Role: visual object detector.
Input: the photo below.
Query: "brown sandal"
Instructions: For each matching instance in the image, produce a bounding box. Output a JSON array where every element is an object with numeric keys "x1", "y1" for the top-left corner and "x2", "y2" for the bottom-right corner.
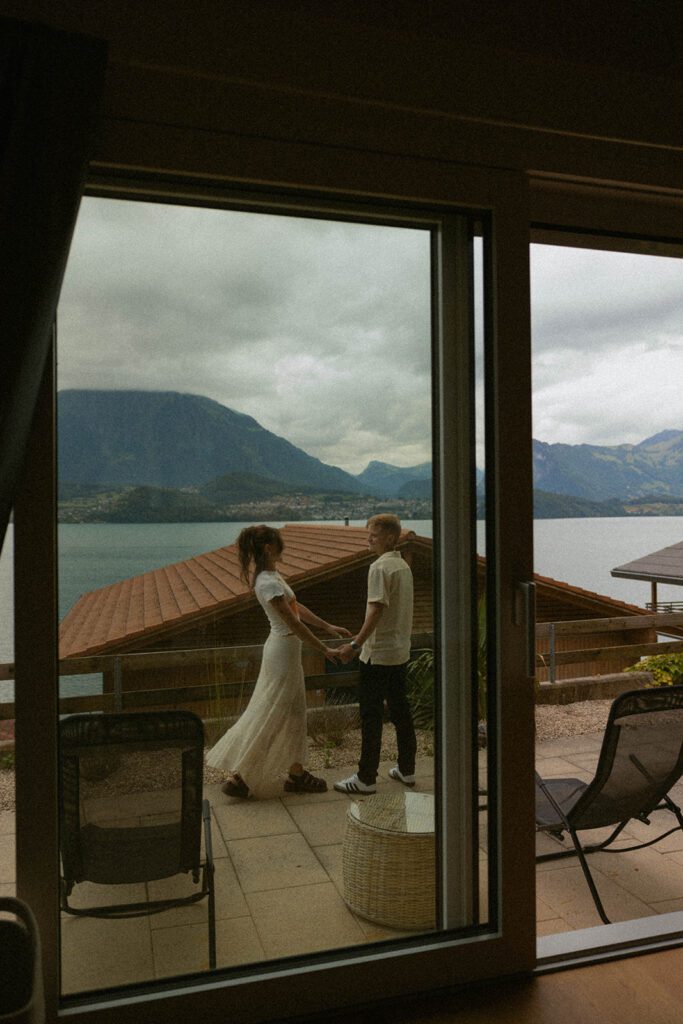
[
  {"x1": 222, "y1": 772, "x2": 250, "y2": 799},
  {"x1": 284, "y1": 769, "x2": 327, "y2": 793}
]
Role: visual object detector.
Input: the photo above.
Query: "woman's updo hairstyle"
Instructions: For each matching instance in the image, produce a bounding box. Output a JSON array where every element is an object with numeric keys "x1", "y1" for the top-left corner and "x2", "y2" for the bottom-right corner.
[{"x1": 237, "y1": 525, "x2": 283, "y2": 586}]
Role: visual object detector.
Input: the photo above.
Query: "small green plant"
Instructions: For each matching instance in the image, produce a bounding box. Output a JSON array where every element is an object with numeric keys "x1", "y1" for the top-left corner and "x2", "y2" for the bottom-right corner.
[
  {"x1": 405, "y1": 595, "x2": 489, "y2": 731},
  {"x1": 405, "y1": 649, "x2": 435, "y2": 730},
  {"x1": 626, "y1": 653, "x2": 683, "y2": 687},
  {"x1": 0, "y1": 750, "x2": 15, "y2": 770}
]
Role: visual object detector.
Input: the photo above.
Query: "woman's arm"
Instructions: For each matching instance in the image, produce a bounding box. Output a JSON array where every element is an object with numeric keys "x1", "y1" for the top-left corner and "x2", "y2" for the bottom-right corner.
[
  {"x1": 270, "y1": 595, "x2": 339, "y2": 662},
  {"x1": 297, "y1": 602, "x2": 351, "y2": 637}
]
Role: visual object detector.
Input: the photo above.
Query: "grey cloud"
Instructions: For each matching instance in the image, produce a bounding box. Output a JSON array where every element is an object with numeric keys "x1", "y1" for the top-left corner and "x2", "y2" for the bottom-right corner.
[{"x1": 58, "y1": 201, "x2": 681, "y2": 475}]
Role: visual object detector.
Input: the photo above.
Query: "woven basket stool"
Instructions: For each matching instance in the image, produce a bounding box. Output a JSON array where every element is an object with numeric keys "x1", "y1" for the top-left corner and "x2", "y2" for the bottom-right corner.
[{"x1": 342, "y1": 791, "x2": 435, "y2": 930}]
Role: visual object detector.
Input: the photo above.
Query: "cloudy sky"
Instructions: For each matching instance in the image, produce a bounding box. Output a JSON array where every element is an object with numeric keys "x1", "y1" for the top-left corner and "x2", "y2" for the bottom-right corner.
[{"x1": 58, "y1": 197, "x2": 682, "y2": 475}]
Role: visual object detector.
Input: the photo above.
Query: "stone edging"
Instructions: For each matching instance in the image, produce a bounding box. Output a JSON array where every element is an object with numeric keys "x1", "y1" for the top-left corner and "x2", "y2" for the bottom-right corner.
[{"x1": 536, "y1": 671, "x2": 653, "y2": 705}]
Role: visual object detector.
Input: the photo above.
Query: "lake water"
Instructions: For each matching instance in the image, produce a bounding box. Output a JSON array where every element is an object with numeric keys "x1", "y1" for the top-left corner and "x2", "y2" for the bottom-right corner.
[{"x1": 1, "y1": 516, "x2": 683, "y2": 698}]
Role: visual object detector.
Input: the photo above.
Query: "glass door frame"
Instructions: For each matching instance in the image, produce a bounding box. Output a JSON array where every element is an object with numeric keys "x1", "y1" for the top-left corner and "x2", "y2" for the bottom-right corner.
[
  {"x1": 530, "y1": 178, "x2": 683, "y2": 969},
  {"x1": 13, "y1": 168, "x2": 537, "y2": 1024}
]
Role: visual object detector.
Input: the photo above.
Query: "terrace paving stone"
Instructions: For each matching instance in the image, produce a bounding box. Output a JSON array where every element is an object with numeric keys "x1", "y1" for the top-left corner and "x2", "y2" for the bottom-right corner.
[
  {"x1": 61, "y1": 913, "x2": 155, "y2": 994},
  {"x1": 596, "y1": 847, "x2": 683, "y2": 904},
  {"x1": 152, "y1": 914, "x2": 265, "y2": 977},
  {"x1": 280, "y1": 784, "x2": 349, "y2": 808},
  {"x1": 535, "y1": 756, "x2": 589, "y2": 777},
  {"x1": 537, "y1": 916, "x2": 572, "y2": 936},
  {"x1": 213, "y1": 795, "x2": 298, "y2": 841},
  {"x1": 62, "y1": 879, "x2": 147, "y2": 911},
  {"x1": 536, "y1": 895, "x2": 559, "y2": 922},
  {"x1": 0, "y1": 834, "x2": 14, "y2": 884},
  {"x1": 0, "y1": 810, "x2": 15, "y2": 835},
  {"x1": 560, "y1": 752, "x2": 601, "y2": 771},
  {"x1": 650, "y1": 897, "x2": 683, "y2": 914},
  {"x1": 660, "y1": 848, "x2": 683, "y2": 871},
  {"x1": 147, "y1": 855, "x2": 248, "y2": 925},
  {"x1": 6, "y1": 740, "x2": 683, "y2": 984},
  {"x1": 313, "y1": 842, "x2": 344, "y2": 893},
  {"x1": 354, "y1": 916, "x2": 417, "y2": 942},
  {"x1": 535, "y1": 733, "x2": 603, "y2": 757},
  {"x1": 536, "y1": 862, "x2": 654, "y2": 929},
  {"x1": 226, "y1": 831, "x2": 330, "y2": 893},
  {"x1": 623, "y1": 814, "x2": 683, "y2": 853},
  {"x1": 245, "y1": 881, "x2": 366, "y2": 958},
  {"x1": 287, "y1": 799, "x2": 349, "y2": 847}
]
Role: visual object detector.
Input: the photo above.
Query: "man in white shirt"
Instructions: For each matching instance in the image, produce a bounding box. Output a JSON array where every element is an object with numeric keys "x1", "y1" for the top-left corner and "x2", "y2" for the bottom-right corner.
[{"x1": 334, "y1": 514, "x2": 417, "y2": 794}]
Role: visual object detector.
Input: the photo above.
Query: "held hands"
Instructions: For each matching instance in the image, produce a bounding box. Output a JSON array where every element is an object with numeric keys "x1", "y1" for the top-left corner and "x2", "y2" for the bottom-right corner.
[
  {"x1": 337, "y1": 644, "x2": 357, "y2": 665},
  {"x1": 320, "y1": 623, "x2": 352, "y2": 662}
]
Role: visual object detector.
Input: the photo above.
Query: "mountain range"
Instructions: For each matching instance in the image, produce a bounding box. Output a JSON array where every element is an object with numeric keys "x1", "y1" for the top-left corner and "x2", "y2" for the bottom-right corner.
[
  {"x1": 58, "y1": 390, "x2": 365, "y2": 493},
  {"x1": 532, "y1": 431, "x2": 683, "y2": 500},
  {"x1": 355, "y1": 460, "x2": 432, "y2": 498},
  {"x1": 58, "y1": 390, "x2": 683, "y2": 507}
]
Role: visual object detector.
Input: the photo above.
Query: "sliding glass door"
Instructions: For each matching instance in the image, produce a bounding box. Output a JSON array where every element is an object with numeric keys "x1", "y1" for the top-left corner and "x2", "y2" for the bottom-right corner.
[
  {"x1": 531, "y1": 229, "x2": 683, "y2": 959},
  {"x1": 12, "y1": 175, "x2": 537, "y2": 1022}
]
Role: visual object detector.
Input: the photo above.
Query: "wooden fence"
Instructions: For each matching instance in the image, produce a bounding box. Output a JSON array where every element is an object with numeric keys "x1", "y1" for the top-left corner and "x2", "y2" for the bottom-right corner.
[
  {"x1": 1, "y1": 612, "x2": 682, "y2": 722},
  {"x1": 535, "y1": 611, "x2": 683, "y2": 683}
]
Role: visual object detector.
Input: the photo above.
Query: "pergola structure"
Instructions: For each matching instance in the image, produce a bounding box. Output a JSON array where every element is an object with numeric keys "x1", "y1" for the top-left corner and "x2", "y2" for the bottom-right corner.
[{"x1": 612, "y1": 540, "x2": 683, "y2": 612}]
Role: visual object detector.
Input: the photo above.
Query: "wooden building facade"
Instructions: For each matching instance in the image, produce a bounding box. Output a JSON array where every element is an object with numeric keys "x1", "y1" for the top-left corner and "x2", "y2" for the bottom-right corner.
[{"x1": 58, "y1": 523, "x2": 653, "y2": 701}]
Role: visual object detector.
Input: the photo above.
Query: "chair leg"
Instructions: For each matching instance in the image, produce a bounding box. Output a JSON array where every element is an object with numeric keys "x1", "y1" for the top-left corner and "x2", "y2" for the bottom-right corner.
[
  {"x1": 207, "y1": 863, "x2": 216, "y2": 970},
  {"x1": 202, "y1": 799, "x2": 217, "y2": 970},
  {"x1": 567, "y1": 828, "x2": 611, "y2": 925}
]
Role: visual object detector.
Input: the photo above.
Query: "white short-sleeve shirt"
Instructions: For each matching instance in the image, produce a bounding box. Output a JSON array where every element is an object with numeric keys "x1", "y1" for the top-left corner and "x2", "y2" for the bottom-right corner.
[
  {"x1": 254, "y1": 571, "x2": 298, "y2": 636},
  {"x1": 360, "y1": 550, "x2": 413, "y2": 665}
]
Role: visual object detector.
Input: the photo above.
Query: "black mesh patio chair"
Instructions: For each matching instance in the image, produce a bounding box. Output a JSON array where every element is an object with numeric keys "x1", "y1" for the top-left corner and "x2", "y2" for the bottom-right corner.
[
  {"x1": 59, "y1": 710, "x2": 216, "y2": 969},
  {"x1": 536, "y1": 684, "x2": 683, "y2": 924}
]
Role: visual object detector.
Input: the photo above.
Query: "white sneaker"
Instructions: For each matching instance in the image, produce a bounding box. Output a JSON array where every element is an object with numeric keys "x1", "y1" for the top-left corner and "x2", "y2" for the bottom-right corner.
[
  {"x1": 333, "y1": 773, "x2": 376, "y2": 794},
  {"x1": 389, "y1": 766, "x2": 416, "y2": 787}
]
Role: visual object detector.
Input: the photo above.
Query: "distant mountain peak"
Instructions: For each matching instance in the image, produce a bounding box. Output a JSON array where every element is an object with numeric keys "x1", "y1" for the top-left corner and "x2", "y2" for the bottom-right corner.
[
  {"x1": 57, "y1": 389, "x2": 364, "y2": 493},
  {"x1": 355, "y1": 459, "x2": 432, "y2": 497},
  {"x1": 532, "y1": 429, "x2": 683, "y2": 501},
  {"x1": 637, "y1": 429, "x2": 683, "y2": 448}
]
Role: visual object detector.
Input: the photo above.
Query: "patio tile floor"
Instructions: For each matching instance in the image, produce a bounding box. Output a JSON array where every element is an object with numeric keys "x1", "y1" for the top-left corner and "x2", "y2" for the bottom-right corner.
[{"x1": 1, "y1": 735, "x2": 682, "y2": 994}]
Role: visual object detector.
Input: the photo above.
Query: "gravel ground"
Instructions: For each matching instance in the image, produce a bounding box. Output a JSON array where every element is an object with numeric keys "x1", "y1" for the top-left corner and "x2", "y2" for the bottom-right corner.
[{"x1": 0, "y1": 700, "x2": 613, "y2": 812}]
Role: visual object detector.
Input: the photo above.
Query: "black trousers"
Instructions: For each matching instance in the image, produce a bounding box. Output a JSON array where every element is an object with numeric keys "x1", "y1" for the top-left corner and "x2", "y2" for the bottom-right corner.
[{"x1": 357, "y1": 660, "x2": 417, "y2": 785}]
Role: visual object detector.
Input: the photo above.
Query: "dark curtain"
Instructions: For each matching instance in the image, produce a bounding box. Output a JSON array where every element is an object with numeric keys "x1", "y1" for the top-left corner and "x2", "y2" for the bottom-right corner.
[{"x1": 0, "y1": 18, "x2": 107, "y2": 551}]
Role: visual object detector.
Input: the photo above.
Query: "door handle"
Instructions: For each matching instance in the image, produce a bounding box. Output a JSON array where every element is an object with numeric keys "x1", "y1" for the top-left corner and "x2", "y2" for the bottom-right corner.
[{"x1": 518, "y1": 581, "x2": 536, "y2": 677}]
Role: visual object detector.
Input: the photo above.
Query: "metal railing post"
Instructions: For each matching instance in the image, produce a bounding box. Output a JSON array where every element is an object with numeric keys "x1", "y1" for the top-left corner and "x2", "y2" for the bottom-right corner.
[
  {"x1": 114, "y1": 657, "x2": 122, "y2": 712},
  {"x1": 548, "y1": 623, "x2": 556, "y2": 685}
]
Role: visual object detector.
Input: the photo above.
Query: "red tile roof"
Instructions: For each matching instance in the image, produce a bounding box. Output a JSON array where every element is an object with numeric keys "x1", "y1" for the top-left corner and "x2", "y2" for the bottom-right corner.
[
  {"x1": 59, "y1": 524, "x2": 420, "y2": 660},
  {"x1": 59, "y1": 523, "x2": 647, "y2": 661},
  {"x1": 530, "y1": 568, "x2": 649, "y2": 617}
]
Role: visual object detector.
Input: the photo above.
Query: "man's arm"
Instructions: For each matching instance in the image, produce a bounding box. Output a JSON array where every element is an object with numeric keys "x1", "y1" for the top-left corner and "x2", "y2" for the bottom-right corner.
[{"x1": 337, "y1": 601, "x2": 384, "y2": 664}]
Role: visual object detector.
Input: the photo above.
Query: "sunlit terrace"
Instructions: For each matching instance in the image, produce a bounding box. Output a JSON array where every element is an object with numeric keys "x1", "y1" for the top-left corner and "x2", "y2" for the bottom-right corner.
[
  {"x1": 2, "y1": 610, "x2": 683, "y2": 994},
  {"x1": 2, "y1": 734, "x2": 683, "y2": 994}
]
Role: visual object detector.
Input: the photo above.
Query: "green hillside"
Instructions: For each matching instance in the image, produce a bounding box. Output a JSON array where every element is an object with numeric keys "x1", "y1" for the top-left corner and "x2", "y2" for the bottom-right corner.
[{"x1": 58, "y1": 390, "x2": 365, "y2": 494}]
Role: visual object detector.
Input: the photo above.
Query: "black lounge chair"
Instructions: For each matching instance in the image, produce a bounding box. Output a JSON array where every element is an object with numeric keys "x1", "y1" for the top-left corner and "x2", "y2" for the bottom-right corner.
[
  {"x1": 535, "y1": 684, "x2": 683, "y2": 924},
  {"x1": 59, "y1": 710, "x2": 216, "y2": 969}
]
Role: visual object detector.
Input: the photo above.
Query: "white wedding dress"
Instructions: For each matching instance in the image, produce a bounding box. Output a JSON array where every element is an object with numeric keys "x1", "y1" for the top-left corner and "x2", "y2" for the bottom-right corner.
[{"x1": 206, "y1": 571, "x2": 308, "y2": 798}]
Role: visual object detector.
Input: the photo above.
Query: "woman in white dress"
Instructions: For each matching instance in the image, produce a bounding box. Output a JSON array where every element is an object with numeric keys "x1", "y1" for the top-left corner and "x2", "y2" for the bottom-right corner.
[{"x1": 206, "y1": 525, "x2": 350, "y2": 798}]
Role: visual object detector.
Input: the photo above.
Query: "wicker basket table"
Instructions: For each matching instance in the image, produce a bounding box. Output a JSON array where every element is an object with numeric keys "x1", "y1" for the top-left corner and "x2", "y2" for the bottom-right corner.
[{"x1": 342, "y1": 791, "x2": 435, "y2": 930}]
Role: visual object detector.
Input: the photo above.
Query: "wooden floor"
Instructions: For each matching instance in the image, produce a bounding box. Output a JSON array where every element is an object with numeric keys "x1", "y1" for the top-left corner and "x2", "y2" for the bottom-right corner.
[{"x1": 325, "y1": 947, "x2": 683, "y2": 1024}]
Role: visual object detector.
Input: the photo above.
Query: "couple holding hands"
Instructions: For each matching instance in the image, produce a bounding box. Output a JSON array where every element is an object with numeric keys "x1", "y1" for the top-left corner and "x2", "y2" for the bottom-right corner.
[{"x1": 206, "y1": 514, "x2": 417, "y2": 799}]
